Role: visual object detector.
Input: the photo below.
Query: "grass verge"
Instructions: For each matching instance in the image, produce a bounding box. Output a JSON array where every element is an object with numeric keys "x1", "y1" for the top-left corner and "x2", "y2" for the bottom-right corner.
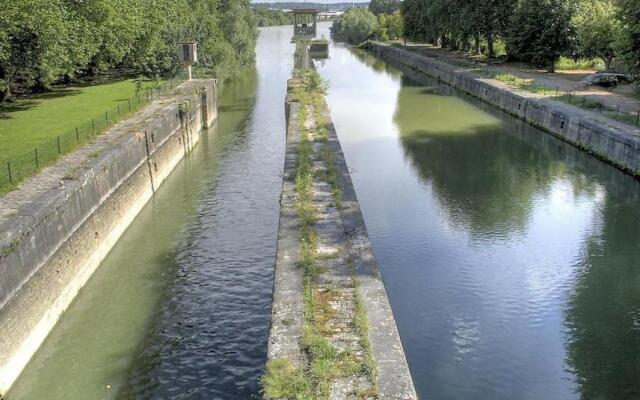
[{"x1": 0, "y1": 78, "x2": 178, "y2": 194}]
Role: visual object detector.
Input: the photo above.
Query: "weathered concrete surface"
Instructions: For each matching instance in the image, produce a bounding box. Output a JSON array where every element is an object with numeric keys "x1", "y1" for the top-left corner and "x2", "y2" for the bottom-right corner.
[
  {"x1": 0, "y1": 79, "x2": 217, "y2": 395},
  {"x1": 267, "y1": 77, "x2": 417, "y2": 399},
  {"x1": 267, "y1": 98, "x2": 306, "y2": 368},
  {"x1": 369, "y1": 42, "x2": 640, "y2": 177}
]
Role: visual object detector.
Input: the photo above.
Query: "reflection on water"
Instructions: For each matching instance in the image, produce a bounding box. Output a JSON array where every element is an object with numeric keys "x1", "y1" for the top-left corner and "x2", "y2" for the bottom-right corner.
[
  {"x1": 7, "y1": 26, "x2": 293, "y2": 400},
  {"x1": 316, "y1": 39, "x2": 640, "y2": 400}
]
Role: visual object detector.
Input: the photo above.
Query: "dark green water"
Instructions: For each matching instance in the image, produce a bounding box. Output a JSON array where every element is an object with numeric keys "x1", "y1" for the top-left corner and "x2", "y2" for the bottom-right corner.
[{"x1": 315, "y1": 30, "x2": 640, "y2": 400}]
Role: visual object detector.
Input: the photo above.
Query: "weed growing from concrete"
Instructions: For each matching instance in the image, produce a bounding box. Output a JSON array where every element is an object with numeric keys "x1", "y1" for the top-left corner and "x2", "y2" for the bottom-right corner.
[{"x1": 262, "y1": 359, "x2": 313, "y2": 400}]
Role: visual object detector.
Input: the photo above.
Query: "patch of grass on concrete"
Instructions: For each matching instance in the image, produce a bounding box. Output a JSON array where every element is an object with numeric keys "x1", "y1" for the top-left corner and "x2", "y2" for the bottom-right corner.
[
  {"x1": 261, "y1": 359, "x2": 313, "y2": 400},
  {"x1": 353, "y1": 278, "x2": 379, "y2": 397},
  {"x1": 302, "y1": 326, "x2": 364, "y2": 399}
]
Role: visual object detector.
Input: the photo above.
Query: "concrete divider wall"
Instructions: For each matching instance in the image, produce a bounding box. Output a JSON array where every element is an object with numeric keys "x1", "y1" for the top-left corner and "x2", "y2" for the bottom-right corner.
[
  {"x1": 0, "y1": 79, "x2": 217, "y2": 395},
  {"x1": 268, "y1": 76, "x2": 417, "y2": 399},
  {"x1": 369, "y1": 42, "x2": 640, "y2": 176}
]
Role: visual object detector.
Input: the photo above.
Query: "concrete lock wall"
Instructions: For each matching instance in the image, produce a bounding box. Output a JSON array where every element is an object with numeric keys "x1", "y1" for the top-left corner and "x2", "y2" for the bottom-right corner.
[
  {"x1": 0, "y1": 79, "x2": 217, "y2": 395},
  {"x1": 369, "y1": 43, "x2": 640, "y2": 177}
]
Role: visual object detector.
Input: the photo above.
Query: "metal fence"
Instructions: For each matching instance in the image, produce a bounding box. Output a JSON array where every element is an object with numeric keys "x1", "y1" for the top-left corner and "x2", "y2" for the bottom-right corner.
[{"x1": 0, "y1": 80, "x2": 183, "y2": 193}]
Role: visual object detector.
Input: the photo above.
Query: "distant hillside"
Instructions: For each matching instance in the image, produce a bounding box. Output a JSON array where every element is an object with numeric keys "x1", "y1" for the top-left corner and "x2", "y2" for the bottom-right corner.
[{"x1": 252, "y1": 2, "x2": 369, "y2": 11}]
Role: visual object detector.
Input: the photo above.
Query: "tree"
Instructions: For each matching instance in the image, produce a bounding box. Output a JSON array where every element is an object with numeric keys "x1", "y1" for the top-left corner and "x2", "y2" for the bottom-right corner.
[
  {"x1": 0, "y1": 0, "x2": 258, "y2": 102},
  {"x1": 386, "y1": 11, "x2": 405, "y2": 41},
  {"x1": 332, "y1": 8, "x2": 378, "y2": 45},
  {"x1": 505, "y1": 0, "x2": 575, "y2": 72},
  {"x1": 573, "y1": 0, "x2": 620, "y2": 70},
  {"x1": 616, "y1": 0, "x2": 640, "y2": 78},
  {"x1": 472, "y1": 0, "x2": 513, "y2": 59},
  {"x1": 369, "y1": 0, "x2": 401, "y2": 15}
]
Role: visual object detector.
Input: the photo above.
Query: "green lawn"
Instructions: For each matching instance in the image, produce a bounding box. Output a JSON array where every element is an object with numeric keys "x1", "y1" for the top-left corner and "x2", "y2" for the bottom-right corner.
[{"x1": 0, "y1": 78, "x2": 176, "y2": 193}]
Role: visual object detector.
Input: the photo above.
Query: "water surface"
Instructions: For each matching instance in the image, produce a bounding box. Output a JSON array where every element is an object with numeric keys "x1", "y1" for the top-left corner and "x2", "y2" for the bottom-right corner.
[{"x1": 316, "y1": 37, "x2": 640, "y2": 400}]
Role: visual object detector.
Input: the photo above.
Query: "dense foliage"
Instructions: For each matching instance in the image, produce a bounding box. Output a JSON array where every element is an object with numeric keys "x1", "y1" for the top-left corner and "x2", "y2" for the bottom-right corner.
[
  {"x1": 332, "y1": 8, "x2": 378, "y2": 44},
  {"x1": 616, "y1": 0, "x2": 640, "y2": 76},
  {"x1": 374, "y1": 12, "x2": 405, "y2": 42},
  {"x1": 252, "y1": 8, "x2": 293, "y2": 27},
  {"x1": 399, "y1": 0, "x2": 640, "y2": 77},
  {"x1": 505, "y1": 0, "x2": 575, "y2": 71},
  {"x1": 368, "y1": 0, "x2": 401, "y2": 15},
  {"x1": 573, "y1": 0, "x2": 620, "y2": 69},
  {"x1": 332, "y1": 8, "x2": 403, "y2": 44},
  {"x1": 0, "y1": 0, "x2": 257, "y2": 102}
]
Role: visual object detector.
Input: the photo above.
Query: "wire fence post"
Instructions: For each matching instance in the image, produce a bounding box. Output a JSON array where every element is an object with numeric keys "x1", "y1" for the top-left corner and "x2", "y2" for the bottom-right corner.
[
  {"x1": 57, "y1": 136, "x2": 61, "y2": 154},
  {"x1": 105, "y1": 111, "x2": 109, "y2": 125},
  {"x1": 7, "y1": 162, "x2": 12, "y2": 184},
  {"x1": 76, "y1": 127, "x2": 80, "y2": 143},
  {"x1": 117, "y1": 104, "x2": 120, "y2": 114},
  {"x1": 92, "y1": 118, "x2": 95, "y2": 135},
  {"x1": 34, "y1": 148, "x2": 39, "y2": 168},
  {"x1": 636, "y1": 111, "x2": 640, "y2": 126},
  {"x1": 128, "y1": 99, "x2": 131, "y2": 112},
  {"x1": 616, "y1": 105, "x2": 620, "y2": 120}
]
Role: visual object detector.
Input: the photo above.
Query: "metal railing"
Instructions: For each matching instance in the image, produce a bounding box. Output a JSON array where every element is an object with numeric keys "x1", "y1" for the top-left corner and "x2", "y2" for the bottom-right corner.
[{"x1": 0, "y1": 80, "x2": 182, "y2": 194}]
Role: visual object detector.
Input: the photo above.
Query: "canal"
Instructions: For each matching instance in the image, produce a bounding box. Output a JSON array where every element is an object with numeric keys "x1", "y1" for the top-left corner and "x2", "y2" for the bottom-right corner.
[
  {"x1": 7, "y1": 24, "x2": 640, "y2": 400},
  {"x1": 7, "y1": 26, "x2": 292, "y2": 400},
  {"x1": 315, "y1": 27, "x2": 640, "y2": 400}
]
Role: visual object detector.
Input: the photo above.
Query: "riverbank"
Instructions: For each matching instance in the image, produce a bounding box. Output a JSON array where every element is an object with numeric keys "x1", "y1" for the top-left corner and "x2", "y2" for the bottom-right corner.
[
  {"x1": 368, "y1": 42, "x2": 640, "y2": 177},
  {"x1": 0, "y1": 79, "x2": 216, "y2": 396},
  {"x1": 264, "y1": 62, "x2": 416, "y2": 398}
]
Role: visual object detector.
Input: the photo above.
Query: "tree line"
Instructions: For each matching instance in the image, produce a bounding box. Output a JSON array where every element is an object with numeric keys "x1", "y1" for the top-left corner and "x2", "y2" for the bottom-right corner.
[
  {"x1": 0, "y1": 0, "x2": 257, "y2": 102},
  {"x1": 400, "y1": 0, "x2": 640, "y2": 75},
  {"x1": 252, "y1": 8, "x2": 293, "y2": 27}
]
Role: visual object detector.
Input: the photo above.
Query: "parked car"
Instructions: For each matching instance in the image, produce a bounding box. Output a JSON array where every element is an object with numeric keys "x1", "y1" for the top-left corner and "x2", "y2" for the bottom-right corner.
[
  {"x1": 595, "y1": 70, "x2": 634, "y2": 83},
  {"x1": 579, "y1": 73, "x2": 619, "y2": 88}
]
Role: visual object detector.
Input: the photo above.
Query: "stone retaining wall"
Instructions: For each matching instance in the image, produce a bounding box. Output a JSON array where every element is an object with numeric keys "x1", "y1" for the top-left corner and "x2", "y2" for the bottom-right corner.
[
  {"x1": 0, "y1": 79, "x2": 217, "y2": 395},
  {"x1": 369, "y1": 42, "x2": 640, "y2": 177}
]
